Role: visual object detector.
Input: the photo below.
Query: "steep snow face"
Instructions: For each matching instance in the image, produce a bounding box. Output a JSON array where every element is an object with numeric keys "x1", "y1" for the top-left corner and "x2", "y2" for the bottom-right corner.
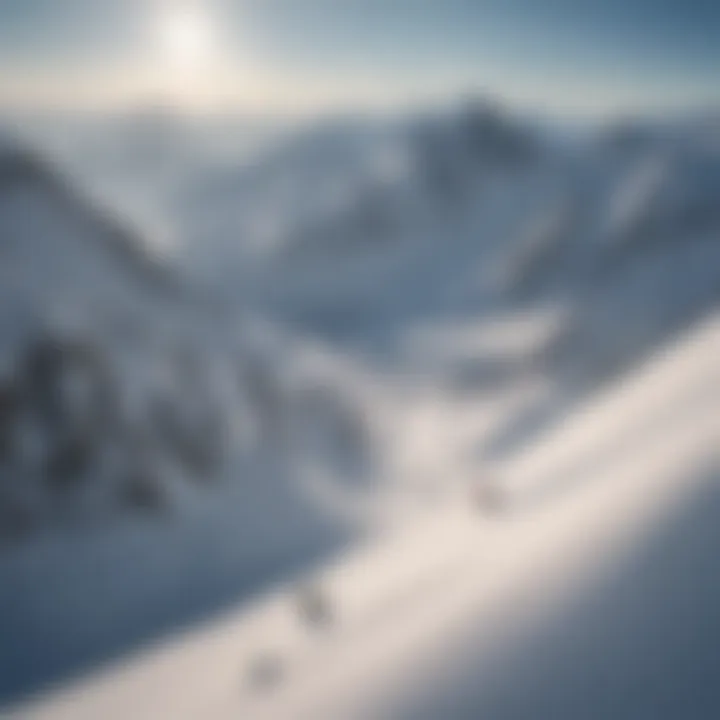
[
  {"x1": 6, "y1": 109, "x2": 289, "y2": 255},
  {"x1": 0, "y1": 142, "x2": 376, "y2": 547},
  {"x1": 12, "y1": 310, "x2": 718, "y2": 720},
  {"x1": 170, "y1": 103, "x2": 542, "y2": 340},
  {"x1": 176, "y1": 119, "x2": 416, "y2": 278},
  {"x1": 169, "y1": 107, "x2": 720, "y2": 389},
  {"x1": 0, "y1": 145, "x2": 209, "y2": 537},
  {"x1": 0, "y1": 138, "x2": 390, "y2": 708},
  {"x1": 0, "y1": 145, "x2": 175, "y2": 335}
]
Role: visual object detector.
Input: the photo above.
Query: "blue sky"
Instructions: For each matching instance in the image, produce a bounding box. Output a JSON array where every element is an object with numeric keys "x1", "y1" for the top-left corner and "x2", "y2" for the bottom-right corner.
[{"x1": 0, "y1": 0, "x2": 718, "y2": 115}]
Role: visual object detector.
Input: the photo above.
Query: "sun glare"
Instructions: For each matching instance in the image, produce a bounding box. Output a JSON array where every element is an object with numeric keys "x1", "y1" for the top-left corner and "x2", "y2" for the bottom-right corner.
[{"x1": 157, "y1": 3, "x2": 215, "y2": 69}]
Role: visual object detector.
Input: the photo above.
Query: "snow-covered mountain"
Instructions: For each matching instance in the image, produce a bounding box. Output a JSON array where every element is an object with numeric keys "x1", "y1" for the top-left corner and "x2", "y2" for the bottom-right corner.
[
  {"x1": 0, "y1": 137, "x2": 375, "y2": 546},
  {"x1": 168, "y1": 101, "x2": 720, "y2": 416},
  {"x1": 12, "y1": 288, "x2": 719, "y2": 720},
  {"x1": 0, "y1": 100, "x2": 718, "y2": 715}
]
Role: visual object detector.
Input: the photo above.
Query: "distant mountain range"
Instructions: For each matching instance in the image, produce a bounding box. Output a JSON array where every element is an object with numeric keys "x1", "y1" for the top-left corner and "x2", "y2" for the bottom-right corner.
[{"x1": 0, "y1": 100, "x2": 718, "y2": 544}]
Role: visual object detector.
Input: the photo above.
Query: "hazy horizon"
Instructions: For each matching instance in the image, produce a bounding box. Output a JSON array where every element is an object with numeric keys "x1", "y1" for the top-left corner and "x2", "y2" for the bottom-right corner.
[{"x1": 1, "y1": 0, "x2": 719, "y2": 118}]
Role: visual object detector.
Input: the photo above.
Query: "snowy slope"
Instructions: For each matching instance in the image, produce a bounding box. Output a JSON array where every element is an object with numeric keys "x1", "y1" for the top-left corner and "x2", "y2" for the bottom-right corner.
[
  {"x1": 11, "y1": 310, "x2": 718, "y2": 720},
  {"x1": 1, "y1": 101, "x2": 719, "y2": 715},
  {"x1": 165, "y1": 104, "x2": 720, "y2": 383},
  {"x1": 0, "y1": 135, "x2": 384, "y2": 538},
  {"x1": 5, "y1": 108, "x2": 288, "y2": 252}
]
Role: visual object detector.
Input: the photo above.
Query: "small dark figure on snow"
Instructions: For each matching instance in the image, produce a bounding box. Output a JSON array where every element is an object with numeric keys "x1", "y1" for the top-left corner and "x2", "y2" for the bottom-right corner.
[
  {"x1": 296, "y1": 582, "x2": 334, "y2": 629},
  {"x1": 474, "y1": 482, "x2": 509, "y2": 515},
  {"x1": 246, "y1": 652, "x2": 284, "y2": 691}
]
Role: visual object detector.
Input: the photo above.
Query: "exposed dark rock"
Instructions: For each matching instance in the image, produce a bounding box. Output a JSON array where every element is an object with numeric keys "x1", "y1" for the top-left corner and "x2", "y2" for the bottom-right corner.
[
  {"x1": 22, "y1": 336, "x2": 117, "y2": 437},
  {"x1": 0, "y1": 380, "x2": 21, "y2": 461},
  {"x1": 151, "y1": 395, "x2": 224, "y2": 480},
  {"x1": 0, "y1": 497, "x2": 34, "y2": 545},
  {"x1": 44, "y1": 434, "x2": 95, "y2": 491},
  {"x1": 461, "y1": 99, "x2": 535, "y2": 166},
  {"x1": 120, "y1": 468, "x2": 167, "y2": 515}
]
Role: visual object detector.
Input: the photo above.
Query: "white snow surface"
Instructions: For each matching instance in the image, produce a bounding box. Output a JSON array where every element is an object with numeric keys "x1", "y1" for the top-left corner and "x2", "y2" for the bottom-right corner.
[
  {"x1": 10, "y1": 311, "x2": 719, "y2": 720},
  {"x1": 0, "y1": 102, "x2": 719, "y2": 717}
]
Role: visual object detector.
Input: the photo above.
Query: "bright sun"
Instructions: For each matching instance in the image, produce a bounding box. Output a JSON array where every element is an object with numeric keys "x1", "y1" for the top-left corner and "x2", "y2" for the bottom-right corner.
[{"x1": 157, "y1": 4, "x2": 215, "y2": 69}]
